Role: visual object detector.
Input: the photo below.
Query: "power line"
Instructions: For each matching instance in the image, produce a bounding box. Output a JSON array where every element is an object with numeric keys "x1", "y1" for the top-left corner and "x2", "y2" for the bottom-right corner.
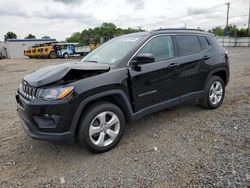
[
  {"x1": 188, "y1": 14, "x2": 247, "y2": 28},
  {"x1": 230, "y1": 7, "x2": 245, "y2": 15},
  {"x1": 139, "y1": 3, "x2": 227, "y2": 28},
  {"x1": 138, "y1": 0, "x2": 240, "y2": 29}
]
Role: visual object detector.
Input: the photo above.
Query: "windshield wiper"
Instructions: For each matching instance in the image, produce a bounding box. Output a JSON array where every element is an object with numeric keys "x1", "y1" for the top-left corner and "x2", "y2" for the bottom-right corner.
[{"x1": 83, "y1": 60, "x2": 98, "y2": 63}]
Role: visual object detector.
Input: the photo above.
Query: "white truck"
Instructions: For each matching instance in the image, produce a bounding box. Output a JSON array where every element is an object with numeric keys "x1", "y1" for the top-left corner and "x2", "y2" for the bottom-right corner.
[{"x1": 75, "y1": 46, "x2": 91, "y2": 56}]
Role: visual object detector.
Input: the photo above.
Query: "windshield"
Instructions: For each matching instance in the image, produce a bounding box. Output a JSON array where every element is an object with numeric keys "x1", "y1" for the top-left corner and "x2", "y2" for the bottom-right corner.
[{"x1": 81, "y1": 35, "x2": 145, "y2": 65}]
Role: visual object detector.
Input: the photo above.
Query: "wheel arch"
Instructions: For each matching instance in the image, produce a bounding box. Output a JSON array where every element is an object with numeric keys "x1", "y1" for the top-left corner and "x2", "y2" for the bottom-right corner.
[
  {"x1": 208, "y1": 67, "x2": 229, "y2": 86},
  {"x1": 70, "y1": 89, "x2": 134, "y2": 137}
]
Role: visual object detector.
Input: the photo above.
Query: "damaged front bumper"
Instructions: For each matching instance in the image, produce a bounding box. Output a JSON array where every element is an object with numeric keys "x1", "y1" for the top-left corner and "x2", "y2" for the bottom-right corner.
[{"x1": 15, "y1": 90, "x2": 75, "y2": 143}]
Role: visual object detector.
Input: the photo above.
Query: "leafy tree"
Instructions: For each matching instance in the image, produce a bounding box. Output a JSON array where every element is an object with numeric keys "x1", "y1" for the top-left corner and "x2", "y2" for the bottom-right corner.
[
  {"x1": 25, "y1": 34, "x2": 36, "y2": 39},
  {"x1": 227, "y1": 25, "x2": 238, "y2": 37},
  {"x1": 66, "y1": 32, "x2": 81, "y2": 43},
  {"x1": 4, "y1": 32, "x2": 17, "y2": 41},
  {"x1": 210, "y1": 27, "x2": 224, "y2": 36},
  {"x1": 209, "y1": 25, "x2": 250, "y2": 37},
  {"x1": 237, "y1": 28, "x2": 249, "y2": 37},
  {"x1": 66, "y1": 23, "x2": 144, "y2": 45}
]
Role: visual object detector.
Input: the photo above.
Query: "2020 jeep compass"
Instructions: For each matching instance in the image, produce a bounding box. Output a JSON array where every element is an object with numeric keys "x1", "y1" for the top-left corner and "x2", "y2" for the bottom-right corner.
[{"x1": 16, "y1": 29, "x2": 229, "y2": 152}]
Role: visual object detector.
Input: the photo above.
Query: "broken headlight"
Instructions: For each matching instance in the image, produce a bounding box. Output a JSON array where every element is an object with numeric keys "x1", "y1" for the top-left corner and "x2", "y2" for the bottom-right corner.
[{"x1": 38, "y1": 86, "x2": 74, "y2": 100}]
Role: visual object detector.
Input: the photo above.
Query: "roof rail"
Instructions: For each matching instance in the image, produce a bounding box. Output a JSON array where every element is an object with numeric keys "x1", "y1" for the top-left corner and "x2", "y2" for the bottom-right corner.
[{"x1": 153, "y1": 28, "x2": 205, "y2": 32}]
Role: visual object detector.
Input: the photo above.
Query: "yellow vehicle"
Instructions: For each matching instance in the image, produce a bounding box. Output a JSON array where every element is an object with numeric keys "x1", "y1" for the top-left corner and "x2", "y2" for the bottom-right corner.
[
  {"x1": 24, "y1": 44, "x2": 57, "y2": 59},
  {"x1": 24, "y1": 42, "x2": 100, "y2": 59},
  {"x1": 89, "y1": 43, "x2": 100, "y2": 51},
  {"x1": 29, "y1": 48, "x2": 37, "y2": 58},
  {"x1": 24, "y1": 49, "x2": 31, "y2": 57}
]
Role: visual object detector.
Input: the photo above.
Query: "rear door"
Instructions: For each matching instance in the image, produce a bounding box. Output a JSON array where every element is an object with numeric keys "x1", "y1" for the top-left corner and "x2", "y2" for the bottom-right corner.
[
  {"x1": 128, "y1": 35, "x2": 181, "y2": 112},
  {"x1": 174, "y1": 35, "x2": 206, "y2": 96}
]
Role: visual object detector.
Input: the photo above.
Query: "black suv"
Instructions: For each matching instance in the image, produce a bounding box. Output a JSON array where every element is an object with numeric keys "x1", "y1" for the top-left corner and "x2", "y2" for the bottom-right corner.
[{"x1": 16, "y1": 29, "x2": 229, "y2": 152}]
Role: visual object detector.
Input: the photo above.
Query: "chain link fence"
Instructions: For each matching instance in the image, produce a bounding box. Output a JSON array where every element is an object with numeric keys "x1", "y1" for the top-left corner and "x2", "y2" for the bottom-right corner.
[{"x1": 216, "y1": 37, "x2": 250, "y2": 47}]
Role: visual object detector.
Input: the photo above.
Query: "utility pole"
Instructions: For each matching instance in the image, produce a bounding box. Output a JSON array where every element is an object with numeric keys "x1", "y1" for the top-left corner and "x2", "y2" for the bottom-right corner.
[
  {"x1": 225, "y1": 2, "x2": 230, "y2": 36},
  {"x1": 248, "y1": 1, "x2": 250, "y2": 34}
]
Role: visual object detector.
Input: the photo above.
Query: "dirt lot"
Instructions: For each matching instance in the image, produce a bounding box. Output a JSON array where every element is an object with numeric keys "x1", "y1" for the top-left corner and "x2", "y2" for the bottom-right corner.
[{"x1": 0, "y1": 48, "x2": 249, "y2": 188}]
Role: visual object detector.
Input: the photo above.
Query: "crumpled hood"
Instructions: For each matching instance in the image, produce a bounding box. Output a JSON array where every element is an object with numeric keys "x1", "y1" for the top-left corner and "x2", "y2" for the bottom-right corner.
[{"x1": 24, "y1": 62, "x2": 110, "y2": 87}]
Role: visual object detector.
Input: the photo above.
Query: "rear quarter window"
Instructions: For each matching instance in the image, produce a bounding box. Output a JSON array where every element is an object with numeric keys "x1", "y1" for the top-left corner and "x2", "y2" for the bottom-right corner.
[
  {"x1": 206, "y1": 36, "x2": 221, "y2": 48},
  {"x1": 176, "y1": 35, "x2": 202, "y2": 56},
  {"x1": 199, "y1": 36, "x2": 210, "y2": 50}
]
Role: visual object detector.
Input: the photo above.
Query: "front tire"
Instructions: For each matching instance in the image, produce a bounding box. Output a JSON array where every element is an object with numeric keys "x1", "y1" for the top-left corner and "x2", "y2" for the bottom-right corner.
[
  {"x1": 78, "y1": 102, "x2": 126, "y2": 153},
  {"x1": 63, "y1": 53, "x2": 69, "y2": 59},
  {"x1": 200, "y1": 76, "x2": 225, "y2": 109}
]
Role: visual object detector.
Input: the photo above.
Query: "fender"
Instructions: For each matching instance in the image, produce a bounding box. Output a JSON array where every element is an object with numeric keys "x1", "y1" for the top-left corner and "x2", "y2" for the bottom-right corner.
[
  {"x1": 205, "y1": 66, "x2": 229, "y2": 87},
  {"x1": 69, "y1": 89, "x2": 134, "y2": 134}
]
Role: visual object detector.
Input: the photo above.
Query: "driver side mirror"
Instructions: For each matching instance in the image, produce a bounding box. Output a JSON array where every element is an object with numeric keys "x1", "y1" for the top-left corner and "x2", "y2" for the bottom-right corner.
[{"x1": 131, "y1": 53, "x2": 155, "y2": 66}]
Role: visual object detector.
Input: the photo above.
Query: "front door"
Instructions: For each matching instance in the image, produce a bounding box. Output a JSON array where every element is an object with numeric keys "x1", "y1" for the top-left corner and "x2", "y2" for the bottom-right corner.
[{"x1": 128, "y1": 35, "x2": 181, "y2": 112}]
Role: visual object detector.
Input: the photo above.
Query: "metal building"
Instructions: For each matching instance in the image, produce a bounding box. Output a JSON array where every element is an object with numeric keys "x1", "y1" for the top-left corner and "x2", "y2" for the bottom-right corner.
[
  {"x1": 0, "y1": 45, "x2": 7, "y2": 59},
  {"x1": 0, "y1": 38, "x2": 56, "y2": 59}
]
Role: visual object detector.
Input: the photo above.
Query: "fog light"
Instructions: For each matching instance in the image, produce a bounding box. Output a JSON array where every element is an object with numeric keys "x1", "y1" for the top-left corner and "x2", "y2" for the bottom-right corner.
[{"x1": 33, "y1": 115, "x2": 59, "y2": 128}]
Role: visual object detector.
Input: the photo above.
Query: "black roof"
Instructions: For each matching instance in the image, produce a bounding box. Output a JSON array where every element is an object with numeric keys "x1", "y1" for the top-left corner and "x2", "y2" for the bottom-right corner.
[
  {"x1": 116, "y1": 28, "x2": 213, "y2": 39},
  {"x1": 151, "y1": 28, "x2": 213, "y2": 36},
  {"x1": 154, "y1": 28, "x2": 204, "y2": 32}
]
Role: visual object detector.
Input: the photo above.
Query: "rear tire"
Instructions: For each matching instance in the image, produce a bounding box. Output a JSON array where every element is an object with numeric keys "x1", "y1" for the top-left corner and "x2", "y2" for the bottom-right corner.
[
  {"x1": 200, "y1": 76, "x2": 225, "y2": 109},
  {"x1": 49, "y1": 52, "x2": 57, "y2": 59},
  {"x1": 77, "y1": 102, "x2": 126, "y2": 153}
]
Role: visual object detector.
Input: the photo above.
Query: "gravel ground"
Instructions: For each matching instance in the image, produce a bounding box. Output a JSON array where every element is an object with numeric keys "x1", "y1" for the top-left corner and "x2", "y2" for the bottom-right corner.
[{"x1": 0, "y1": 48, "x2": 249, "y2": 188}]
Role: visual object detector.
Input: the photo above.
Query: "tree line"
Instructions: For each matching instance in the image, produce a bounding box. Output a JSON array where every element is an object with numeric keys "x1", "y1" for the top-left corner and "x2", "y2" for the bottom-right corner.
[
  {"x1": 66, "y1": 22, "x2": 144, "y2": 45},
  {"x1": 208, "y1": 25, "x2": 250, "y2": 37},
  {"x1": 3, "y1": 23, "x2": 249, "y2": 43},
  {"x1": 66, "y1": 23, "x2": 250, "y2": 44},
  {"x1": 3, "y1": 32, "x2": 50, "y2": 41}
]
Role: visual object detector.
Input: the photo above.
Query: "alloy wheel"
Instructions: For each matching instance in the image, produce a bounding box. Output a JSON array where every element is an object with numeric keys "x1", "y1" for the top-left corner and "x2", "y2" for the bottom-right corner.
[
  {"x1": 89, "y1": 111, "x2": 120, "y2": 147},
  {"x1": 209, "y1": 81, "x2": 223, "y2": 105}
]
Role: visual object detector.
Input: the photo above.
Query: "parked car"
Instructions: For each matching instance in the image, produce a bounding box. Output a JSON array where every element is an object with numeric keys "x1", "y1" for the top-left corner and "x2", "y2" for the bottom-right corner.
[{"x1": 16, "y1": 29, "x2": 230, "y2": 152}]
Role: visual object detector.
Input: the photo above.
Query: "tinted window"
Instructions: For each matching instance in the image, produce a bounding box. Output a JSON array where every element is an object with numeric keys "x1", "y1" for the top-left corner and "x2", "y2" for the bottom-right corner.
[
  {"x1": 138, "y1": 36, "x2": 174, "y2": 61},
  {"x1": 176, "y1": 35, "x2": 201, "y2": 56},
  {"x1": 82, "y1": 35, "x2": 145, "y2": 65},
  {"x1": 199, "y1": 36, "x2": 209, "y2": 49}
]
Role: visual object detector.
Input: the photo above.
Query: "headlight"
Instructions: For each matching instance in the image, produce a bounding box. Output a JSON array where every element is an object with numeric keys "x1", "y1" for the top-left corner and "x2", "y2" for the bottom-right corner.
[{"x1": 38, "y1": 86, "x2": 74, "y2": 100}]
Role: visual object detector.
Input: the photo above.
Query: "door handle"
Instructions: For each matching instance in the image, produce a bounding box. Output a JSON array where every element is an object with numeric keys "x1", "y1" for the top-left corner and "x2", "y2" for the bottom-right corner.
[
  {"x1": 168, "y1": 63, "x2": 179, "y2": 69},
  {"x1": 203, "y1": 55, "x2": 210, "y2": 60}
]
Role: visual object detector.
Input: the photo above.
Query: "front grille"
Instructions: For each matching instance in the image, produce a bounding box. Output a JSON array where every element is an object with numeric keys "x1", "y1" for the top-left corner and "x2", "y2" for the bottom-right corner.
[{"x1": 19, "y1": 81, "x2": 39, "y2": 100}]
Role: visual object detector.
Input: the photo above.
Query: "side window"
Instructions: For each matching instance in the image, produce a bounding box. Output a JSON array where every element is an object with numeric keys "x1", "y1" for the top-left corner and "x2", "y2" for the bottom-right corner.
[
  {"x1": 138, "y1": 36, "x2": 174, "y2": 61},
  {"x1": 176, "y1": 35, "x2": 202, "y2": 56},
  {"x1": 199, "y1": 36, "x2": 209, "y2": 50}
]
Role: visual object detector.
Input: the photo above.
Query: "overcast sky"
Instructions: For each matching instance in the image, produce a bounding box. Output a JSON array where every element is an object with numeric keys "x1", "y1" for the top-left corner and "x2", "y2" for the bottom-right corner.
[{"x1": 0, "y1": 0, "x2": 248, "y2": 41}]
